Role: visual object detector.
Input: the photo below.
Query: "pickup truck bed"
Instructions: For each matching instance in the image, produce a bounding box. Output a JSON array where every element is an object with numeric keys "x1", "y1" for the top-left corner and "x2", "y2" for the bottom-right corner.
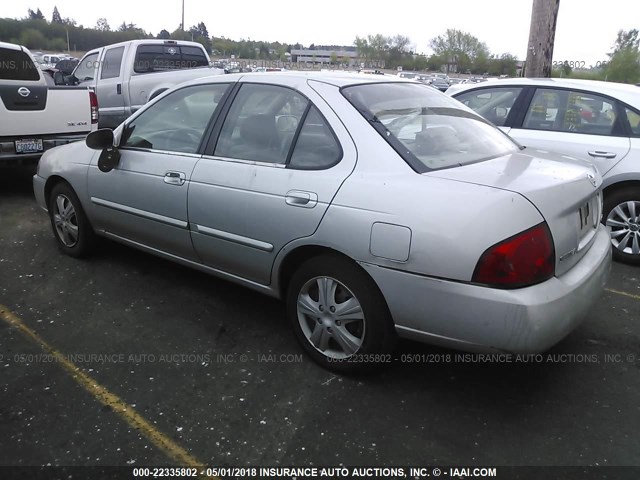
[{"x1": 0, "y1": 42, "x2": 96, "y2": 166}]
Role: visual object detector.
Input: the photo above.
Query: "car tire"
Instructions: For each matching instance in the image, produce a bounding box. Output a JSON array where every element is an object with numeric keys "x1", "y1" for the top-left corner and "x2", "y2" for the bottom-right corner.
[
  {"x1": 603, "y1": 186, "x2": 640, "y2": 265},
  {"x1": 48, "y1": 182, "x2": 95, "y2": 257},
  {"x1": 286, "y1": 254, "x2": 396, "y2": 374}
]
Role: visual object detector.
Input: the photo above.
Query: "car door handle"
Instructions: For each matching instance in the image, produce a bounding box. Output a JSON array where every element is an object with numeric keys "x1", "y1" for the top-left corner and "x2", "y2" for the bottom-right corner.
[
  {"x1": 164, "y1": 171, "x2": 186, "y2": 186},
  {"x1": 116, "y1": 83, "x2": 122, "y2": 95},
  {"x1": 285, "y1": 190, "x2": 318, "y2": 208},
  {"x1": 588, "y1": 151, "x2": 616, "y2": 159}
]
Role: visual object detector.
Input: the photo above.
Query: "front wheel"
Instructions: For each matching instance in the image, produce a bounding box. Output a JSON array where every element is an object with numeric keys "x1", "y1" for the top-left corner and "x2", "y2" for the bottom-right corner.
[
  {"x1": 603, "y1": 187, "x2": 640, "y2": 265},
  {"x1": 286, "y1": 255, "x2": 396, "y2": 374},
  {"x1": 48, "y1": 182, "x2": 95, "y2": 257}
]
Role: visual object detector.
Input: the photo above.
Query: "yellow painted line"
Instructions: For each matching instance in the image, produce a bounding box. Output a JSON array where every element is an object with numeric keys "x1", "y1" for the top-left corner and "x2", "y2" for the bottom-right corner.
[
  {"x1": 605, "y1": 288, "x2": 640, "y2": 301},
  {"x1": 0, "y1": 305, "x2": 218, "y2": 477}
]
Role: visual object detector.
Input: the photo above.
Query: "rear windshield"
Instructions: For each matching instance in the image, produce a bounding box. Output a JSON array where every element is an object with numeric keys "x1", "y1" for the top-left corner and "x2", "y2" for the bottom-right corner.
[
  {"x1": 0, "y1": 48, "x2": 40, "y2": 81},
  {"x1": 133, "y1": 44, "x2": 208, "y2": 73},
  {"x1": 341, "y1": 82, "x2": 518, "y2": 172}
]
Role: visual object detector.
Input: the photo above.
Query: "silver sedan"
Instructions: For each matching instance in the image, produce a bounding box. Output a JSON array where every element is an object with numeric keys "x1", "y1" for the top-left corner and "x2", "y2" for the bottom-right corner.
[{"x1": 33, "y1": 72, "x2": 611, "y2": 373}]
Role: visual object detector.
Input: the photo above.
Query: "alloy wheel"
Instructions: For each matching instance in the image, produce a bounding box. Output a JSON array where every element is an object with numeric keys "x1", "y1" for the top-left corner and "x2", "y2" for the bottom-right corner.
[{"x1": 606, "y1": 200, "x2": 640, "y2": 256}]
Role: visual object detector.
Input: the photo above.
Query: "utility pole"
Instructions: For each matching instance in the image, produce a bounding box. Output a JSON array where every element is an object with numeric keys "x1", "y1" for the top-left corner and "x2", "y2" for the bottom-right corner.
[
  {"x1": 181, "y1": 0, "x2": 185, "y2": 31},
  {"x1": 524, "y1": 0, "x2": 560, "y2": 77}
]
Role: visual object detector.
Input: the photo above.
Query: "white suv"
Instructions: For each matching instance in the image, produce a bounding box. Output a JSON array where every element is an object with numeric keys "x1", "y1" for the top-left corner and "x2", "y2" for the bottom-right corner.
[{"x1": 447, "y1": 78, "x2": 640, "y2": 264}]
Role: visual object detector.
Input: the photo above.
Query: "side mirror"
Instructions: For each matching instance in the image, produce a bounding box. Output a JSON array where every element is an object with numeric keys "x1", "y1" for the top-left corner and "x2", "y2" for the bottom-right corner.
[
  {"x1": 97, "y1": 147, "x2": 121, "y2": 173},
  {"x1": 86, "y1": 129, "x2": 114, "y2": 150},
  {"x1": 87, "y1": 129, "x2": 120, "y2": 173}
]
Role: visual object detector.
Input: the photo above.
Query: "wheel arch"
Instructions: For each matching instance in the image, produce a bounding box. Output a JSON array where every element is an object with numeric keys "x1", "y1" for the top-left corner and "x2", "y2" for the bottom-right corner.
[
  {"x1": 275, "y1": 245, "x2": 389, "y2": 309},
  {"x1": 603, "y1": 180, "x2": 640, "y2": 199},
  {"x1": 44, "y1": 175, "x2": 72, "y2": 207}
]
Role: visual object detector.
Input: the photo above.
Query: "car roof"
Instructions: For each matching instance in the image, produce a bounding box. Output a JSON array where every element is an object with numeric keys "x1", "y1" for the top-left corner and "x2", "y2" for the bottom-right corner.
[
  {"x1": 448, "y1": 77, "x2": 640, "y2": 108},
  {"x1": 183, "y1": 71, "x2": 412, "y2": 89},
  {"x1": 0, "y1": 41, "x2": 25, "y2": 52}
]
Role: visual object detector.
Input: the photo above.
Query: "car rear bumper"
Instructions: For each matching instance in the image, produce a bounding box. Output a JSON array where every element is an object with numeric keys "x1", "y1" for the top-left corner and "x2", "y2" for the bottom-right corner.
[
  {"x1": 361, "y1": 224, "x2": 612, "y2": 353},
  {"x1": 0, "y1": 133, "x2": 88, "y2": 166}
]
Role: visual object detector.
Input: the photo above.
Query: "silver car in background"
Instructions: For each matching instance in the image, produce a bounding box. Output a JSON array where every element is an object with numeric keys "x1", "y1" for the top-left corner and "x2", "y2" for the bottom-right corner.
[{"x1": 33, "y1": 73, "x2": 611, "y2": 373}]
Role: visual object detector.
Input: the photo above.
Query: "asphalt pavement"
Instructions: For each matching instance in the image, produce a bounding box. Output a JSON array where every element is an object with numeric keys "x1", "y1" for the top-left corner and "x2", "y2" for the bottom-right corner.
[{"x1": 1, "y1": 167, "x2": 639, "y2": 475}]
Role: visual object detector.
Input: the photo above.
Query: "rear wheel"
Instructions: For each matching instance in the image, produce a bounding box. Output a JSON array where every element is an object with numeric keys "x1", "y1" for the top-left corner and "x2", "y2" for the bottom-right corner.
[
  {"x1": 286, "y1": 255, "x2": 396, "y2": 374},
  {"x1": 48, "y1": 182, "x2": 95, "y2": 257},
  {"x1": 603, "y1": 187, "x2": 640, "y2": 265}
]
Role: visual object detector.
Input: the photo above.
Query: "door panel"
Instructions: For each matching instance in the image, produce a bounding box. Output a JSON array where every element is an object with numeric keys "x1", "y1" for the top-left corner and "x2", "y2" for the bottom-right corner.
[
  {"x1": 96, "y1": 45, "x2": 127, "y2": 128},
  {"x1": 509, "y1": 128, "x2": 631, "y2": 175},
  {"x1": 86, "y1": 82, "x2": 227, "y2": 260},
  {"x1": 189, "y1": 82, "x2": 356, "y2": 285},
  {"x1": 511, "y1": 87, "x2": 631, "y2": 174},
  {"x1": 88, "y1": 149, "x2": 200, "y2": 261}
]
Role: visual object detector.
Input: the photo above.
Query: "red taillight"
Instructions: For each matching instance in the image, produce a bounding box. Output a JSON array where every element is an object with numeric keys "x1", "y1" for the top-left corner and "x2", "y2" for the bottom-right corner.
[
  {"x1": 89, "y1": 90, "x2": 98, "y2": 124},
  {"x1": 472, "y1": 223, "x2": 555, "y2": 289}
]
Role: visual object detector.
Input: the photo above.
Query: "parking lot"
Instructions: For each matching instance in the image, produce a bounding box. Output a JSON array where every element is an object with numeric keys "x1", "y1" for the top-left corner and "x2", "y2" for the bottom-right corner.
[{"x1": 1, "y1": 166, "x2": 639, "y2": 471}]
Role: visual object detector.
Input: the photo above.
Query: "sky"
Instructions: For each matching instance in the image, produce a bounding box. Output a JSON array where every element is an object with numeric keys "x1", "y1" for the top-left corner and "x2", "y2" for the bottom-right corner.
[{"x1": 2, "y1": 0, "x2": 639, "y2": 67}]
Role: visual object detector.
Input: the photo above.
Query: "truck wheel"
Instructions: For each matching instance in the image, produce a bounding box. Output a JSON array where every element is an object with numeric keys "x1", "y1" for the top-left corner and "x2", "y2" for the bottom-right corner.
[{"x1": 48, "y1": 182, "x2": 95, "y2": 257}]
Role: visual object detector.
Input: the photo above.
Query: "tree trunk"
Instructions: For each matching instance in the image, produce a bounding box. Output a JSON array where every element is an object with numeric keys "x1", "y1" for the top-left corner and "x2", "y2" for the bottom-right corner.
[{"x1": 525, "y1": 0, "x2": 560, "y2": 77}]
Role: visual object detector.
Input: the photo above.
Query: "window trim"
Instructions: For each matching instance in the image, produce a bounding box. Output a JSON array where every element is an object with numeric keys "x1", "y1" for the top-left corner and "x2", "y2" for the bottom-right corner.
[
  {"x1": 515, "y1": 86, "x2": 628, "y2": 137},
  {"x1": 118, "y1": 82, "x2": 233, "y2": 155}
]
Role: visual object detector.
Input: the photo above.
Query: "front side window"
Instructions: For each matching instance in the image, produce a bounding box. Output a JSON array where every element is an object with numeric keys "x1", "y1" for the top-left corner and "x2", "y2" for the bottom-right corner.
[
  {"x1": 121, "y1": 83, "x2": 229, "y2": 154},
  {"x1": 214, "y1": 84, "x2": 309, "y2": 164},
  {"x1": 455, "y1": 87, "x2": 522, "y2": 126},
  {"x1": 523, "y1": 88, "x2": 618, "y2": 135},
  {"x1": 342, "y1": 82, "x2": 518, "y2": 171},
  {"x1": 101, "y1": 46, "x2": 125, "y2": 80},
  {"x1": 74, "y1": 52, "x2": 99, "y2": 81}
]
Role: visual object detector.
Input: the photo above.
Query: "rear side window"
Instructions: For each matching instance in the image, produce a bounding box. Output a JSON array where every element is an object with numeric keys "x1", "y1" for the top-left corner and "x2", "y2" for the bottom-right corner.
[
  {"x1": 289, "y1": 106, "x2": 341, "y2": 169},
  {"x1": 523, "y1": 88, "x2": 618, "y2": 135},
  {"x1": 625, "y1": 107, "x2": 640, "y2": 136},
  {"x1": 134, "y1": 45, "x2": 208, "y2": 73},
  {"x1": 454, "y1": 87, "x2": 522, "y2": 126},
  {"x1": 101, "y1": 46, "x2": 125, "y2": 80},
  {"x1": 0, "y1": 48, "x2": 40, "y2": 81},
  {"x1": 214, "y1": 84, "x2": 310, "y2": 164}
]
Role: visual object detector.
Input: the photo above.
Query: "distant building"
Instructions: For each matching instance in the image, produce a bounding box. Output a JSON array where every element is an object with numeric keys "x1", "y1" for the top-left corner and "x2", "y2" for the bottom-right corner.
[{"x1": 291, "y1": 48, "x2": 359, "y2": 66}]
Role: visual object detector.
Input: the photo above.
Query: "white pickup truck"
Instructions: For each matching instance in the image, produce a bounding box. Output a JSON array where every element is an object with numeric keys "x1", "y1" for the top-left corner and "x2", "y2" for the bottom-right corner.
[
  {"x1": 63, "y1": 39, "x2": 225, "y2": 128},
  {"x1": 0, "y1": 41, "x2": 97, "y2": 167}
]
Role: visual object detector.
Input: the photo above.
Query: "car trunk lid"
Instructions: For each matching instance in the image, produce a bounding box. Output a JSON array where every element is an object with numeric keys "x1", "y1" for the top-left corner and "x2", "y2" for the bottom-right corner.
[{"x1": 427, "y1": 149, "x2": 603, "y2": 276}]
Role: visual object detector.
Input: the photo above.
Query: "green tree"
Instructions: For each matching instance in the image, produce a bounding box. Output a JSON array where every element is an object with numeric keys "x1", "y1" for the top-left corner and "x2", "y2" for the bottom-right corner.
[
  {"x1": 52, "y1": 6, "x2": 62, "y2": 24},
  {"x1": 28, "y1": 8, "x2": 45, "y2": 20},
  {"x1": 95, "y1": 18, "x2": 110, "y2": 32},
  {"x1": 429, "y1": 29, "x2": 490, "y2": 73},
  {"x1": 605, "y1": 29, "x2": 640, "y2": 84},
  {"x1": 19, "y1": 28, "x2": 46, "y2": 48},
  {"x1": 330, "y1": 51, "x2": 338, "y2": 65},
  {"x1": 157, "y1": 29, "x2": 170, "y2": 39}
]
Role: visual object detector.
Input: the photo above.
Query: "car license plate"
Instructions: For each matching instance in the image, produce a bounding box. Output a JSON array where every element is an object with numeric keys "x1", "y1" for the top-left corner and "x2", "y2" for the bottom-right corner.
[
  {"x1": 578, "y1": 199, "x2": 596, "y2": 234},
  {"x1": 15, "y1": 139, "x2": 43, "y2": 154}
]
